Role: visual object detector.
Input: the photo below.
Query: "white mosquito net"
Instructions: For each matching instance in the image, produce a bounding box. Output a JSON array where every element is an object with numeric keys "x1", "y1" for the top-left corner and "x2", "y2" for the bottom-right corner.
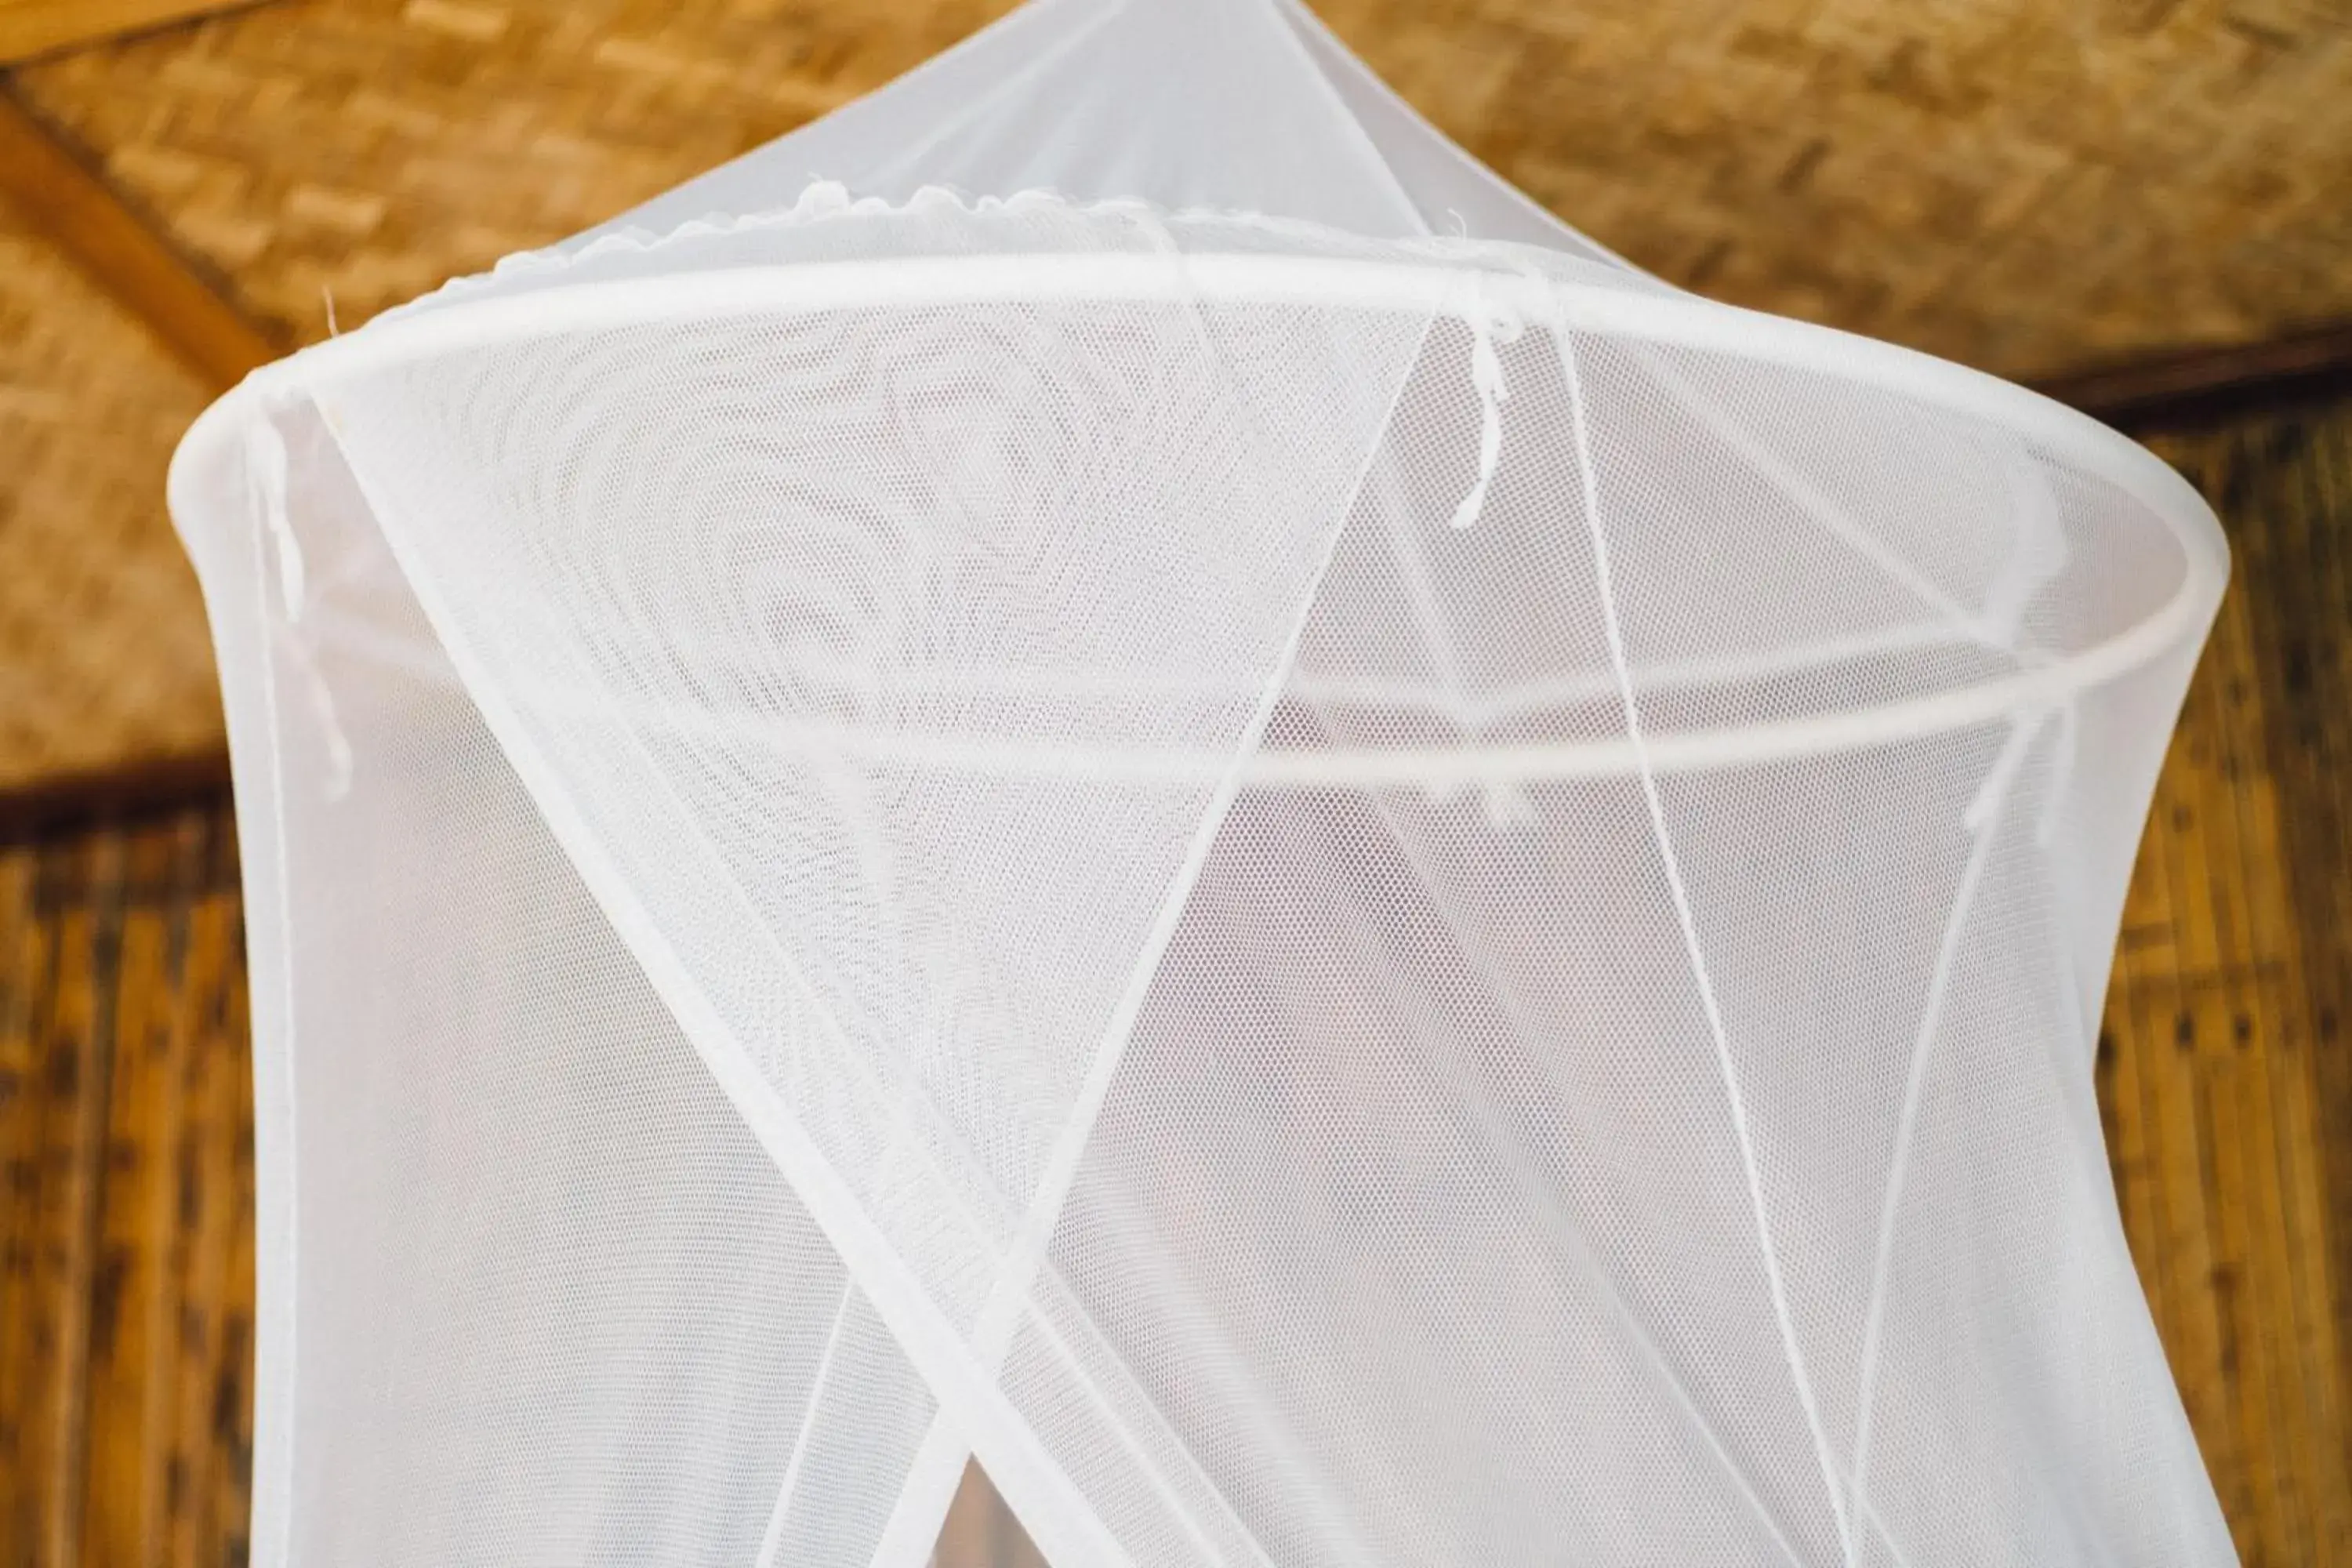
[{"x1": 167, "y1": 1, "x2": 2237, "y2": 1564}]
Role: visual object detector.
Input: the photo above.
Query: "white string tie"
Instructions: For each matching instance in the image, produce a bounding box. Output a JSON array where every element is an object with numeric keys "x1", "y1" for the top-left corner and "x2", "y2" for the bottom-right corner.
[
  {"x1": 245, "y1": 415, "x2": 303, "y2": 622},
  {"x1": 1447, "y1": 281, "x2": 1523, "y2": 532},
  {"x1": 247, "y1": 405, "x2": 354, "y2": 800}
]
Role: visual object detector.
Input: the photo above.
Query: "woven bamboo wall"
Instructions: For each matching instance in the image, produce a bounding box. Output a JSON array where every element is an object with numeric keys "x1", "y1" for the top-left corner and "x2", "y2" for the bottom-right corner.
[
  {"x1": 4, "y1": 390, "x2": 2350, "y2": 1567},
  {"x1": 11, "y1": 0, "x2": 2351, "y2": 376},
  {"x1": 0, "y1": 197, "x2": 220, "y2": 799},
  {"x1": 3, "y1": 0, "x2": 2351, "y2": 800}
]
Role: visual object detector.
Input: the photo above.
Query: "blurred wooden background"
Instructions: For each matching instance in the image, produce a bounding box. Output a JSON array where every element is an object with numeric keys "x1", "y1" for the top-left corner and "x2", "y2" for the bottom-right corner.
[
  {"x1": 4, "y1": 0, "x2": 2351, "y2": 1563},
  {"x1": 2, "y1": 386, "x2": 2347, "y2": 1565}
]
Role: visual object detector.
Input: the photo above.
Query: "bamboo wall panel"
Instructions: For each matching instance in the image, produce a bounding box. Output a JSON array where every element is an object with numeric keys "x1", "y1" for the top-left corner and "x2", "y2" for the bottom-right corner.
[
  {"x1": 3, "y1": 394, "x2": 2351, "y2": 1564},
  {"x1": 0, "y1": 808, "x2": 249, "y2": 1568}
]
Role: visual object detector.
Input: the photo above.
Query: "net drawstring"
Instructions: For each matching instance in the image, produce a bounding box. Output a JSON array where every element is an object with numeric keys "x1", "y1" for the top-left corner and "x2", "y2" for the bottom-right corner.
[{"x1": 1446, "y1": 278, "x2": 1522, "y2": 532}]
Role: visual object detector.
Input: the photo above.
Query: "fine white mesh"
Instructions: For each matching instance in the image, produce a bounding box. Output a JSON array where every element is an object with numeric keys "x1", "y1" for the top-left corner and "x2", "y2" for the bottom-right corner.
[{"x1": 170, "y1": 2, "x2": 2237, "y2": 1564}]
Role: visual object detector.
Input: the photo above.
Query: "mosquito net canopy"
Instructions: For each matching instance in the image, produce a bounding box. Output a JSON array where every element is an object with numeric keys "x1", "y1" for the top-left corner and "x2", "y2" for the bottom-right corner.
[{"x1": 168, "y1": 1, "x2": 2234, "y2": 1564}]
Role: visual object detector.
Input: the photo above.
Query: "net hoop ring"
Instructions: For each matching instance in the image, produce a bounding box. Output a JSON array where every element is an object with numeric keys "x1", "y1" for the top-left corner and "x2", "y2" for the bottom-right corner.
[{"x1": 170, "y1": 249, "x2": 2227, "y2": 787}]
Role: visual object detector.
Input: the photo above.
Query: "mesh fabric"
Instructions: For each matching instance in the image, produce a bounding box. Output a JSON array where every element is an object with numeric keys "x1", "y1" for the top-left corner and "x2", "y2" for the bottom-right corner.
[{"x1": 169, "y1": 3, "x2": 2234, "y2": 1565}]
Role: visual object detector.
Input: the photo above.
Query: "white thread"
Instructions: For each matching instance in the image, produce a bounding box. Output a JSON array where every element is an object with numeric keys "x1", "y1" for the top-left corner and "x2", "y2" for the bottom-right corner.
[
  {"x1": 1446, "y1": 282, "x2": 1520, "y2": 530},
  {"x1": 247, "y1": 405, "x2": 353, "y2": 800},
  {"x1": 245, "y1": 418, "x2": 303, "y2": 622},
  {"x1": 1479, "y1": 779, "x2": 1537, "y2": 827}
]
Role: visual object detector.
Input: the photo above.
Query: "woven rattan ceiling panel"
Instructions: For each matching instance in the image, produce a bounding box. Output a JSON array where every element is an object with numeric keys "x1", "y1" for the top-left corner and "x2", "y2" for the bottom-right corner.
[
  {"x1": 0, "y1": 194, "x2": 220, "y2": 797},
  {"x1": 14, "y1": 0, "x2": 2351, "y2": 377}
]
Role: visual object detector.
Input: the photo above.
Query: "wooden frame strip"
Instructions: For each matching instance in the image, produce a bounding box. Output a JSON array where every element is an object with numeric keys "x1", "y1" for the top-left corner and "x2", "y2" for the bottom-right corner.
[
  {"x1": 0, "y1": 85, "x2": 278, "y2": 388},
  {"x1": 0, "y1": 0, "x2": 265, "y2": 65}
]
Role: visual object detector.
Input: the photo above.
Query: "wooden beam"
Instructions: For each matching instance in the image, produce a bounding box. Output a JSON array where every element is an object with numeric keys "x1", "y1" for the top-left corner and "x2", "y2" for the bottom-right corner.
[
  {"x1": 0, "y1": 750, "x2": 231, "y2": 848},
  {"x1": 0, "y1": 0, "x2": 263, "y2": 64},
  {"x1": 2034, "y1": 322, "x2": 2352, "y2": 433},
  {"x1": 0, "y1": 85, "x2": 278, "y2": 389}
]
